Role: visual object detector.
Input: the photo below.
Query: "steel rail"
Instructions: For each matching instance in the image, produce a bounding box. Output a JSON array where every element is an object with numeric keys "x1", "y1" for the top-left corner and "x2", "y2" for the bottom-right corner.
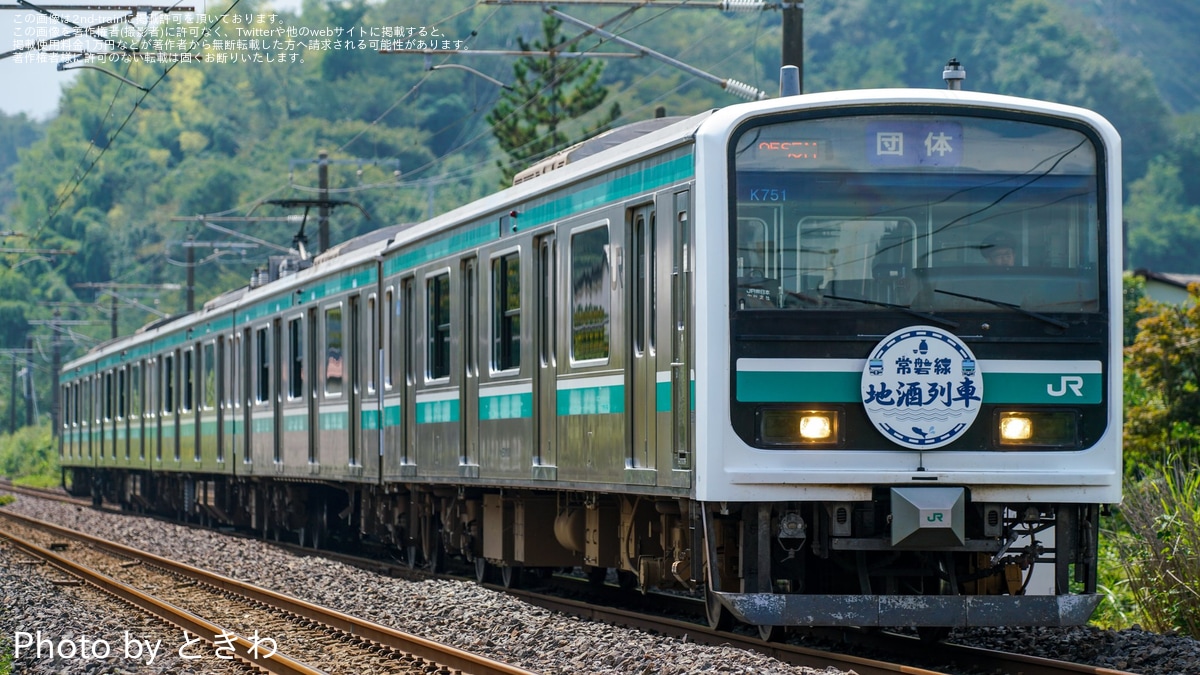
[
  {"x1": 0, "y1": 509, "x2": 539, "y2": 675},
  {"x1": 0, "y1": 524, "x2": 321, "y2": 675}
]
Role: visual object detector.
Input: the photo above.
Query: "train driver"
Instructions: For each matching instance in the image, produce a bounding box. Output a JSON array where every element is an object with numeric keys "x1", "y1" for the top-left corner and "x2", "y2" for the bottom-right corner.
[{"x1": 981, "y1": 232, "x2": 1017, "y2": 267}]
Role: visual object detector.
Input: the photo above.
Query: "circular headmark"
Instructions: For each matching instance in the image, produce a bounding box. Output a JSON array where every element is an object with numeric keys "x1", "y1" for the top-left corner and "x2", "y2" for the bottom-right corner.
[{"x1": 861, "y1": 326, "x2": 983, "y2": 449}]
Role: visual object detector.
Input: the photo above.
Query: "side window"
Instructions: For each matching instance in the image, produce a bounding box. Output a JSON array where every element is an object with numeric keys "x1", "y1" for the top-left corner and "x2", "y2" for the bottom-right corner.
[
  {"x1": 255, "y1": 327, "x2": 270, "y2": 404},
  {"x1": 325, "y1": 306, "x2": 343, "y2": 396},
  {"x1": 117, "y1": 368, "x2": 127, "y2": 420},
  {"x1": 492, "y1": 252, "x2": 521, "y2": 372},
  {"x1": 427, "y1": 272, "x2": 451, "y2": 380},
  {"x1": 146, "y1": 360, "x2": 157, "y2": 418},
  {"x1": 202, "y1": 342, "x2": 216, "y2": 410},
  {"x1": 385, "y1": 287, "x2": 396, "y2": 389},
  {"x1": 570, "y1": 226, "x2": 611, "y2": 362},
  {"x1": 104, "y1": 371, "x2": 114, "y2": 422},
  {"x1": 163, "y1": 354, "x2": 175, "y2": 414},
  {"x1": 288, "y1": 317, "x2": 304, "y2": 400},
  {"x1": 367, "y1": 294, "x2": 378, "y2": 393},
  {"x1": 182, "y1": 347, "x2": 194, "y2": 413},
  {"x1": 131, "y1": 364, "x2": 142, "y2": 422}
]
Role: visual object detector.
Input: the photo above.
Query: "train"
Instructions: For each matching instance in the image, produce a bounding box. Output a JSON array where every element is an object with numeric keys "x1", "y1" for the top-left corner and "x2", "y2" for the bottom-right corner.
[{"x1": 59, "y1": 83, "x2": 1122, "y2": 638}]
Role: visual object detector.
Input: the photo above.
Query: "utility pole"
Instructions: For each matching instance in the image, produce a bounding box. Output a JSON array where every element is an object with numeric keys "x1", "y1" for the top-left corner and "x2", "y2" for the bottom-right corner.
[
  {"x1": 318, "y1": 150, "x2": 330, "y2": 253},
  {"x1": 28, "y1": 314, "x2": 98, "y2": 435},
  {"x1": 8, "y1": 351, "x2": 17, "y2": 433},
  {"x1": 275, "y1": 156, "x2": 389, "y2": 255},
  {"x1": 782, "y1": 2, "x2": 803, "y2": 93},
  {"x1": 24, "y1": 335, "x2": 34, "y2": 427},
  {"x1": 50, "y1": 311, "x2": 60, "y2": 436},
  {"x1": 186, "y1": 234, "x2": 195, "y2": 312}
]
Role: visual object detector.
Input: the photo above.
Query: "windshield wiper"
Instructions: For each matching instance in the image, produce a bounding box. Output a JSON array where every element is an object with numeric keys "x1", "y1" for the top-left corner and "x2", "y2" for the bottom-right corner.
[
  {"x1": 820, "y1": 293, "x2": 959, "y2": 329},
  {"x1": 934, "y1": 289, "x2": 1069, "y2": 329}
]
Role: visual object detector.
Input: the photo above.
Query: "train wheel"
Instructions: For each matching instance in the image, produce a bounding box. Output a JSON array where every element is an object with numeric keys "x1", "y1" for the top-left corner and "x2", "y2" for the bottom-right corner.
[
  {"x1": 757, "y1": 624, "x2": 785, "y2": 642},
  {"x1": 501, "y1": 565, "x2": 524, "y2": 589},
  {"x1": 704, "y1": 585, "x2": 733, "y2": 631},
  {"x1": 475, "y1": 558, "x2": 496, "y2": 584}
]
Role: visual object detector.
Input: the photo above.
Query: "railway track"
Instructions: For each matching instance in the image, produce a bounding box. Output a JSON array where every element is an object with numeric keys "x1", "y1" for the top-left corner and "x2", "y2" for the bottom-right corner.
[
  {"x1": 1, "y1": 483, "x2": 1144, "y2": 675},
  {"x1": 0, "y1": 507, "x2": 537, "y2": 675}
]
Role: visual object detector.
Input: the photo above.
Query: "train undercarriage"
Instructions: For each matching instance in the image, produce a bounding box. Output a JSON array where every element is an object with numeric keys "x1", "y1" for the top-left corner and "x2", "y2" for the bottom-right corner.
[{"x1": 67, "y1": 467, "x2": 1101, "y2": 636}]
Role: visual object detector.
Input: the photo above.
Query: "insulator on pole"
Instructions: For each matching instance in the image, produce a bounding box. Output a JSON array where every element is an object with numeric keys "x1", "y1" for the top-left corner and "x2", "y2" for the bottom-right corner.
[
  {"x1": 721, "y1": 0, "x2": 766, "y2": 11},
  {"x1": 724, "y1": 79, "x2": 766, "y2": 101}
]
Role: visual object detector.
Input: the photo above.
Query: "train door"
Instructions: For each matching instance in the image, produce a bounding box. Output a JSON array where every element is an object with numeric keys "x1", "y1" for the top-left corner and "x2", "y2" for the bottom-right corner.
[
  {"x1": 147, "y1": 360, "x2": 159, "y2": 464},
  {"x1": 240, "y1": 327, "x2": 252, "y2": 468},
  {"x1": 363, "y1": 292, "x2": 381, "y2": 478},
  {"x1": 383, "y1": 285, "x2": 402, "y2": 477},
  {"x1": 628, "y1": 203, "x2": 658, "y2": 475},
  {"x1": 167, "y1": 350, "x2": 180, "y2": 463},
  {"x1": 213, "y1": 338, "x2": 225, "y2": 465},
  {"x1": 119, "y1": 366, "x2": 130, "y2": 462},
  {"x1": 348, "y1": 295, "x2": 361, "y2": 466},
  {"x1": 401, "y1": 277, "x2": 417, "y2": 470},
  {"x1": 460, "y1": 257, "x2": 479, "y2": 472},
  {"x1": 669, "y1": 190, "x2": 693, "y2": 486},
  {"x1": 272, "y1": 318, "x2": 283, "y2": 467},
  {"x1": 185, "y1": 344, "x2": 199, "y2": 464},
  {"x1": 282, "y1": 314, "x2": 309, "y2": 468},
  {"x1": 534, "y1": 233, "x2": 557, "y2": 472},
  {"x1": 100, "y1": 370, "x2": 110, "y2": 461},
  {"x1": 307, "y1": 308, "x2": 319, "y2": 465},
  {"x1": 250, "y1": 324, "x2": 272, "y2": 467}
]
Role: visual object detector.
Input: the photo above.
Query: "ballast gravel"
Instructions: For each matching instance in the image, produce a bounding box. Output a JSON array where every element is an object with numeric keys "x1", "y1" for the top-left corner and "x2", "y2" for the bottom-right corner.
[
  {"x1": 4, "y1": 491, "x2": 1200, "y2": 674},
  {"x1": 2, "y1": 492, "x2": 840, "y2": 675}
]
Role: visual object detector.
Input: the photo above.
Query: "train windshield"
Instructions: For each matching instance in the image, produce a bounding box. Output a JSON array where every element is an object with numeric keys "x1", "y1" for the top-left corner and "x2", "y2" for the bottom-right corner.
[{"x1": 731, "y1": 112, "x2": 1102, "y2": 314}]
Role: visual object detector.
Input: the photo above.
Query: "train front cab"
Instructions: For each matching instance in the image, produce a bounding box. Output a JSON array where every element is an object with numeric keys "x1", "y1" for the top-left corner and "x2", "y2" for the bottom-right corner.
[{"x1": 694, "y1": 91, "x2": 1122, "y2": 630}]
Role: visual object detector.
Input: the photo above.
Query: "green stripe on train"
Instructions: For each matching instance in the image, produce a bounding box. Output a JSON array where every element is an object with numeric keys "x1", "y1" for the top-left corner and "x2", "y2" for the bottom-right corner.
[
  {"x1": 416, "y1": 399, "x2": 460, "y2": 424},
  {"x1": 480, "y1": 392, "x2": 533, "y2": 420},
  {"x1": 557, "y1": 385, "x2": 625, "y2": 415}
]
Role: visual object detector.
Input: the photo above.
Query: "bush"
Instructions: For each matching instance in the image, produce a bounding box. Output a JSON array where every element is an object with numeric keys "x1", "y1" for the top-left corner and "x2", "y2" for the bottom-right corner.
[
  {"x1": 0, "y1": 424, "x2": 59, "y2": 488},
  {"x1": 1110, "y1": 459, "x2": 1200, "y2": 637}
]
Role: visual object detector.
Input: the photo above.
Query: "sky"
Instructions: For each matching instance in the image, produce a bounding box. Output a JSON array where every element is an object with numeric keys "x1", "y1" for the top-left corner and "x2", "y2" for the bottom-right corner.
[{"x1": 1, "y1": 0, "x2": 301, "y2": 119}]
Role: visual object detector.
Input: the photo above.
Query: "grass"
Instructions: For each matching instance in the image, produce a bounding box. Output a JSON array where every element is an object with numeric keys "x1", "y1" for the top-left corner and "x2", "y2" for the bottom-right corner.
[
  {"x1": 1103, "y1": 459, "x2": 1200, "y2": 637},
  {"x1": 0, "y1": 424, "x2": 58, "y2": 490}
]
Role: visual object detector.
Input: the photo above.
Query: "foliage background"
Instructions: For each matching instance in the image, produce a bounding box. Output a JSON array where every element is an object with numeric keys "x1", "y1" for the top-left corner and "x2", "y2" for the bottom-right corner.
[{"x1": 0, "y1": 0, "x2": 1195, "y2": 374}]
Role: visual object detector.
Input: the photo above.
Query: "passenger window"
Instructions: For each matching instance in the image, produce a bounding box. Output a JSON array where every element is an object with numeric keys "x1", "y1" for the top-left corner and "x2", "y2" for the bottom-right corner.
[
  {"x1": 182, "y1": 348, "x2": 194, "y2": 413},
  {"x1": 493, "y1": 252, "x2": 521, "y2": 371},
  {"x1": 202, "y1": 342, "x2": 216, "y2": 410},
  {"x1": 288, "y1": 318, "x2": 304, "y2": 400},
  {"x1": 255, "y1": 328, "x2": 269, "y2": 404},
  {"x1": 325, "y1": 306, "x2": 344, "y2": 396},
  {"x1": 163, "y1": 355, "x2": 175, "y2": 413},
  {"x1": 570, "y1": 226, "x2": 611, "y2": 362},
  {"x1": 427, "y1": 273, "x2": 451, "y2": 380}
]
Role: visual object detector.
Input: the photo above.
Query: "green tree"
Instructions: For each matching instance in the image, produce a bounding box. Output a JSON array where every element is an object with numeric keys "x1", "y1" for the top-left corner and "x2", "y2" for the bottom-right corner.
[
  {"x1": 1125, "y1": 158, "x2": 1200, "y2": 271},
  {"x1": 1123, "y1": 272, "x2": 1150, "y2": 346},
  {"x1": 487, "y1": 15, "x2": 621, "y2": 184},
  {"x1": 1124, "y1": 284, "x2": 1200, "y2": 467},
  {"x1": 805, "y1": 0, "x2": 1170, "y2": 181}
]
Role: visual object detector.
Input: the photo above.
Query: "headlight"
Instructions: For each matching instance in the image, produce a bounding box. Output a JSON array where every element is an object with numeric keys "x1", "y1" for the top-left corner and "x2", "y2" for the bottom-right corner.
[
  {"x1": 996, "y1": 410, "x2": 1079, "y2": 448},
  {"x1": 760, "y1": 408, "x2": 842, "y2": 447}
]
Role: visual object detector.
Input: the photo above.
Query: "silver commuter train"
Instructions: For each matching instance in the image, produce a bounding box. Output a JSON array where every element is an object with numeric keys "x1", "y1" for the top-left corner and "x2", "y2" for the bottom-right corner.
[{"x1": 60, "y1": 87, "x2": 1122, "y2": 635}]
